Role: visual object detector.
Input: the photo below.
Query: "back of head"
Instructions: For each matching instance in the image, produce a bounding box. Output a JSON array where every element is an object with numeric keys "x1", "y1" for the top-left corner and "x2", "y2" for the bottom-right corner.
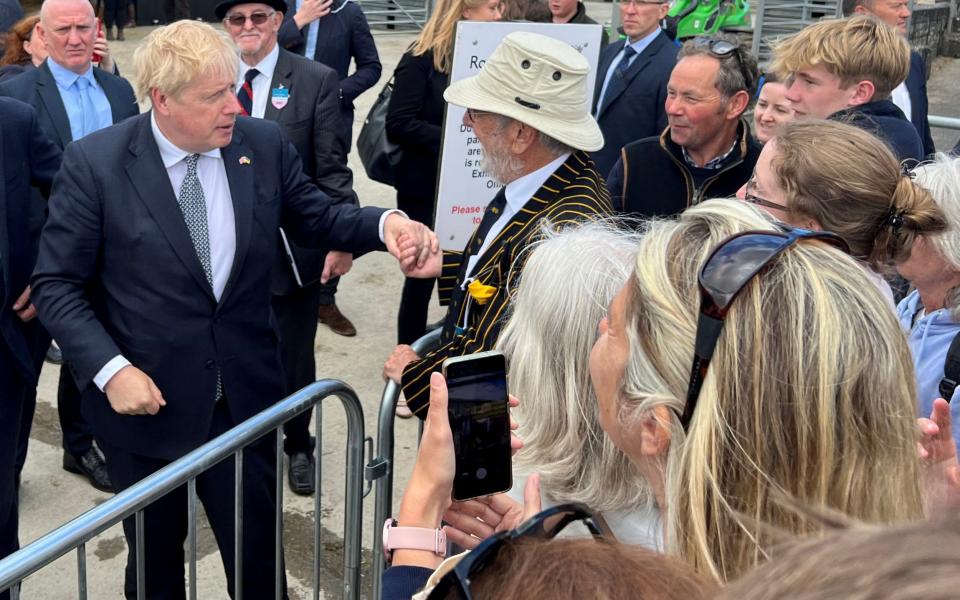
[
  {"x1": 497, "y1": 221, "x2": 649, "y2": 512},
  {"x1": 771, "y1": 15, "x2": 909, "y2": 99},
  {"x1": 678, "y1": 34, "x2": 760, "y2": 103},
  {"x1": 413, "y1": 0, "x2": 488, "y2": 72},
  {"x1": 771, "y1": 119, "x2": 946, "y2": 268},
  {"x1": 443, "y1": 538, "x2": 718, "y2": 599},
  {"x1": 1, "y1": 14, "x2": 38, "y2": 67},
  {"x1": 618, "y1": 198, "x2": 924, "y2": 581},
  {"x1": 720, "y1": 516, "x2": 960, "y2": 600},
  {"x1": 132, "y1": 20, "x2": 238, "y2": 105},
  {"x1": 911, "y1": 154, "x2": 960, "y2": 271}
]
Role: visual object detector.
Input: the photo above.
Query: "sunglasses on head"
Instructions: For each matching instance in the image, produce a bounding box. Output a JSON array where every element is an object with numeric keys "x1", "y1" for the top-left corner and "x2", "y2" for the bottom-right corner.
[
  {"x1": 690, "y1": 37, "x2": 753, "y2": 95},
  {"x1": 680, "y1": 226, "x2": 850, "y2": 431},
  {"x1": 428, "y1": 503, "x2": 613, "y2": 600},
  {"x1": 223, "y1": 10, "x2": 275, "y2": 27}
]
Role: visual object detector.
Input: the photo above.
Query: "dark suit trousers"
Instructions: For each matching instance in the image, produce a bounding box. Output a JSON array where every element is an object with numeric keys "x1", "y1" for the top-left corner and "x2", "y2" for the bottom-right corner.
[
  {"x1": 57, "y1": 363, "x2": 94, "y2": 457},
  {"x1": 0, "y1": 342, "x2": 26, "y2": 600},
  {"x1": 273, "y1": 285, "x2": 321, "y2": 455},
  {"x1": 396, "y1": 193, "x2": 436, "y2": 344},
  {"x1": 100, "y1": 401, "x2": 286, "y2": 600}
]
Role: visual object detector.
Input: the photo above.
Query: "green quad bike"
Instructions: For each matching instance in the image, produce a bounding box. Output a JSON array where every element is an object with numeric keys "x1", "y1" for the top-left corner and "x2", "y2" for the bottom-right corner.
[{"x1": 663, "y1": 0, "x2": 752, "y2": 40}]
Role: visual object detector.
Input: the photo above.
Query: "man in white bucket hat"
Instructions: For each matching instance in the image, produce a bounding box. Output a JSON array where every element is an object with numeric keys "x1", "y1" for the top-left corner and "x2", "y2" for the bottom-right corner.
[{"x1": 384, "y1": 31, "x2": 613, "y2": 417}]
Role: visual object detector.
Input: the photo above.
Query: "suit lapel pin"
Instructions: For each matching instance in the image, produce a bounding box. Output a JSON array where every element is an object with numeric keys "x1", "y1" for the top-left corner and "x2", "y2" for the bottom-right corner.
[{"x1": 239, "y1": 156, "x2": 251, "y2": 165}]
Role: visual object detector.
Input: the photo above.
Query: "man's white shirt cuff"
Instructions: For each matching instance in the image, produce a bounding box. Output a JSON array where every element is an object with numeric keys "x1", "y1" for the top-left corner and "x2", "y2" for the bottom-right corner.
[
  {"x1": 378, "y1": 209, "x2": 407, "y2": 242},
  {"x1": 94, "y1": 355, "x2": 132, "y2": 391}
]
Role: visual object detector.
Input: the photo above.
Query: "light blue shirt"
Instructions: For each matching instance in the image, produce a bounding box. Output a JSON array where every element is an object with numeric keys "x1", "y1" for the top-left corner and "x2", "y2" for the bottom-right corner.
[
  {"x1": 47, "y1": 58, "x2": 113, "y2": 141},
  {"x1": 297, "y1": 0, "x2": 321, "y2": 61},
  {"x1": 596, "y1": 28, "x2": 664, "y2": 115}
]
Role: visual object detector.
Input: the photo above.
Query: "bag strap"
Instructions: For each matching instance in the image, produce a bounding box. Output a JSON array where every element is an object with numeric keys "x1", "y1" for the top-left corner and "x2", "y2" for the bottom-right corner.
[{"x1": 939, "y1": 329, "x2": 960, "y2": 401}]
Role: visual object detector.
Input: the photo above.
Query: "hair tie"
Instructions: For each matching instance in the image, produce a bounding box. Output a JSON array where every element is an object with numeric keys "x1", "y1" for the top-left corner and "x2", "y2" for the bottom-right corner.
[
  {"x1": 900, "y1": 163, "x2": 917, "y2": 180},
  {"x1": 886, "y1": 208, "x2": 905, "y2": 230}
]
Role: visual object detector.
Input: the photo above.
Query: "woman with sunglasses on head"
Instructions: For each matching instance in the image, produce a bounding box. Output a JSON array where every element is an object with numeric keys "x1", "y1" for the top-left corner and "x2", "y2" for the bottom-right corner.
[
  {"x1": 752, "y1": 72, "x2": 794, "y2": 144},
  {"x1": 736, "y1": 119, "x2": 946, "y2": 305},
  {"x1": 896, "y1": 156, "x2": 960, "y2": 456},
  {"x1": 386, "y1": 0, "x2": 502, "y2": 391}
]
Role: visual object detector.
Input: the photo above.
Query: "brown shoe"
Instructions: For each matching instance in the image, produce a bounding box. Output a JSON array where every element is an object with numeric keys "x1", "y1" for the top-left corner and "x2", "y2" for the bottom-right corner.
[
  {"x1": 105, "y1": 27, "x2": 114, "y2": 41},
  {"x1": 317, "y1": 303, "x2": 356, "y2": 337},
  {"x1": 117, "y1": 28, "x2": 125, "y2": 41}
]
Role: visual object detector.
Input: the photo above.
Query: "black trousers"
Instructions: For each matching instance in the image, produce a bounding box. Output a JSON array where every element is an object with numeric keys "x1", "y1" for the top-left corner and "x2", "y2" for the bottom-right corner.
[
  {"x1": 57, "y1": 364, "x2": 95, "y2": 457},
  {"x1": 272, "y1": 283, "x2": 322, "y2": 455},
  {"x1": 103, "y1": 0, "x2": 129, "y2": 29},
  {"x1": 100, "y1": 401, "x2": 287, "y2": 600},
  {"x1": 0, "y1": 344, "x2": 26, "y2": 600},
  {"x1": 396, "y1": 192, "x2": 437, "y2": 345}
]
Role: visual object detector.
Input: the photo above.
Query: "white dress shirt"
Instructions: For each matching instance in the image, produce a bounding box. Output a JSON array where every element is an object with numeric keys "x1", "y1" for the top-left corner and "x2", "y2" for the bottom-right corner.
[
  {"x1": 238, "y1": 44, "x2": 281, "y2": 119},
  {"x1": 891, "y1": 81, "x2": 913, "y2": 124}
]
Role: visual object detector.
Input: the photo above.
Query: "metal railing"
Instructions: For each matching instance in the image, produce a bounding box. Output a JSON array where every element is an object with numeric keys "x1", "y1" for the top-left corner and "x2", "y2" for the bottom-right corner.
[
  {"x1": 0, "y1": 379, "x2": 366, "y2": 600},
  {"x1": 930, "y1": 115, "x2": 960, "y2": 131},
  {"x1": 367, "y1": 328, "x2": 443, "y2": 600}
]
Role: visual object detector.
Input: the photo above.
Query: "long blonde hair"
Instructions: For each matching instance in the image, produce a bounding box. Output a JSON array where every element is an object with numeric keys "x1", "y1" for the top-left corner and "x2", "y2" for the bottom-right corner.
[
  {"x1": 619, "y1": 199, "x2": 924, "y2": 582},
  {"x1": 411, "y1": 0, "x2": 491, "y2": 72},
  {"x1": 497, "y1": 221, "x2": 650, "y2": 513}
]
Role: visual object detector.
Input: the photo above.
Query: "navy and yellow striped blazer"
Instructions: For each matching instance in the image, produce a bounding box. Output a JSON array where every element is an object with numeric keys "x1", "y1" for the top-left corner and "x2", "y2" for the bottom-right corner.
[{"x1": 401, "y1": 150, "x2": 612, "y2": 418}]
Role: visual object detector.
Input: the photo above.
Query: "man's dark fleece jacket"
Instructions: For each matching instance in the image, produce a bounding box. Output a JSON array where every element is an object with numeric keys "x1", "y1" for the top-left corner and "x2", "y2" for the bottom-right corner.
[
  {"x1": 606, "y1": 119, "x2": 761, "y2": 217},
  {"x1": 830, "y1": 99, "x2": 924, "y2": 163}
]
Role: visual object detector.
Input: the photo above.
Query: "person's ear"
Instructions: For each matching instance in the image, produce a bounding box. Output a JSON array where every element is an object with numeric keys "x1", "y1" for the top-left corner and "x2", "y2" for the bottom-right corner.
[
  {"x1": 850, "y1": 79, "x2": 876, "y2": 105},
  {"x1": 639, "y1": 405, "x2": 674, "y2": 458},
  {"x1": 725, "y1": 89, "x2": 750, "y2": 121},
  {"x1": 510, "y1": 121, "x2": 537, "y2": 154},
  {"x1": 151, "y1": 88, "x2": 171, "y2": 116}
]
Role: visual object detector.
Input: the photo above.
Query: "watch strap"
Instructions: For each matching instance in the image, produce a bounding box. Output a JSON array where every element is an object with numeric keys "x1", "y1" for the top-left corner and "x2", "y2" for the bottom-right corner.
[{"x1": 383, "y1": 518, "x2": 447, "y2": 562}]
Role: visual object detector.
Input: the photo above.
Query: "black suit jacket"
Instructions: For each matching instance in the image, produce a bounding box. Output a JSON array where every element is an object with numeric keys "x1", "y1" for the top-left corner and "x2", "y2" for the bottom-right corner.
[
  {"x1": 0, "y1": 98, "x2": 61, "y2": 382},
  {"x1": 904, "y1": 50, "x2": 934, "y2": 157},
  {"x1": 279, "y1": 0, "x2": 382, "y2": 146},
  {"x1": 31, "y1": 114, "x2": 387, "y2": 460},
  {"x1": 267, "y1": 48, "x2": 357, "y2": 294},
  {"x1": 0, "y1": 59, "x2": 138, "y2": 150},
  {"x1": 591, "y1": 30, "x2": 678, "y2": 177}
]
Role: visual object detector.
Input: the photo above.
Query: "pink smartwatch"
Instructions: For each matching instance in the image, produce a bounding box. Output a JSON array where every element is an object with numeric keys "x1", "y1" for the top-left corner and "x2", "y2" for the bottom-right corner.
[{"x1": 382, "y1": 518, "x2": 447, "y2": 563}]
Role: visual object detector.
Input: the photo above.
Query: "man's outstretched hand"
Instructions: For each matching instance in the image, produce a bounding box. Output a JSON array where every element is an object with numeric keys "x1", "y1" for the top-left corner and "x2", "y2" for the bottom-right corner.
[{"x1": 383, "y1": 214, "x2": 440, "y2": 276}]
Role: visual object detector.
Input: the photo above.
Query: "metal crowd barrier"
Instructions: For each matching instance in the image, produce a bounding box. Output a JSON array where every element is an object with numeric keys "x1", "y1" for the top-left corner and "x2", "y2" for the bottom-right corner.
[
  {"x1": 930, "y1": 115, "x2": 960, "y2": 131},
  {"x1": 367, "y1": 328, "x2": 443, "y2": 600},
  {"x1": 0, "y1": 379, "x2": 366, "y2": 600}
]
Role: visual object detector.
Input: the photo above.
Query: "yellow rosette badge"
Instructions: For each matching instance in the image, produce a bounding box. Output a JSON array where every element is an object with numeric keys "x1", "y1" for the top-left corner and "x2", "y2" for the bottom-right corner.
[{"x1": 467, "y1": 280, "x2": 496, "y2": 305}]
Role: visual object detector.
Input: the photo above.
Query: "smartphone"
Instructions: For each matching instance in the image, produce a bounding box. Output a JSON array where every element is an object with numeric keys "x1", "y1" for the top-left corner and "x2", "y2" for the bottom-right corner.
[
  {"x1": 92, "y1": 19, "x2": 103, "y2": 65},
  {"x1": 442, "y1": 351, "x2": 512, "y2": 502}
]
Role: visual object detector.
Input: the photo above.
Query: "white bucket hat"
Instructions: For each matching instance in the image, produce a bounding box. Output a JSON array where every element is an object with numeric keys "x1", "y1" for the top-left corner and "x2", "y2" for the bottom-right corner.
[{"x1": 444, "y1": 31, "x2": 604, "y2": 152}]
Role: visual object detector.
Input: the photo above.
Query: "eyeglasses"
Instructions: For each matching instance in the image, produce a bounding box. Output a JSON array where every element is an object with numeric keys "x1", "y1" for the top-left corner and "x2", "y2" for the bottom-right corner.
[
  {"x1": 223, "y1": 11, "x2": 275, "y2": 27},
  {"x1": 465, "y1": 108, "x2": 495, "y2": 125},
  {"x1": 428, "y1": 503, "x2": 613, "y2": 599},
  {"x1": 680, "y1": 226, "x2": 850, "y2": 431},
  {"x1": 743, "y1": 178, "x2": 789, "y2": 212},
  {"x1": 691, "y1": 37, "x2": 753, "y2": 94},
  {"x1": 618, "y1": 0, "x2": 668, "y2": 7}
]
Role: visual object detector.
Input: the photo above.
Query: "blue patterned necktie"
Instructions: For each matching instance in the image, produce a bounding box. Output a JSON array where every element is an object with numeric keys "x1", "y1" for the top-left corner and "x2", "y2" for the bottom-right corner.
[
  {"x1": 177, "y1": 154, "x2": 222, "y2": 399},
  {"x1": 176, "y1": 154, "x2": 214, "y2": 287},
  {"x1": 599, "y1": 44, "x2": 637, "y2": 115}
]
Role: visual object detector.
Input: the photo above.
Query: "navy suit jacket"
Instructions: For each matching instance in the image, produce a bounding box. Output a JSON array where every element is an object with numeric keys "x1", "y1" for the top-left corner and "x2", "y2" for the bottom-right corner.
[
  {"x1": 0, "y1": 98, "x2": 61, "y2": 382},
  {"x1": 0, "y1": 59, "x2": 138, "y2": 150},
  {"x1": 279, "y1": 0, "x2": 382, "y2": 146},
  {"x1": 591, "y1": 30, "x2": 678, "y2": 178},
  {"x1": 905, "y1": 50, "x2": 934, "y2": 157},
  {"x1": 31, "y1": 114, "x2": 387, "y2": 460}
]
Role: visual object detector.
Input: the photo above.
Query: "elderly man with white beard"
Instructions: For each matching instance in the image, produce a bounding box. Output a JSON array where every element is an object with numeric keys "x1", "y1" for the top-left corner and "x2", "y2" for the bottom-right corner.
[{"x1": 383, "y1": 31, "x2": 613, "y2": 418}]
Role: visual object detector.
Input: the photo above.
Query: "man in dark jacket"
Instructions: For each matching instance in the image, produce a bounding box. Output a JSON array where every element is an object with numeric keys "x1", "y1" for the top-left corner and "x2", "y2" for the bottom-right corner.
[
  {"x1": 772, "y1": 16, "x2": 923, "y2": 162},
  {"x1": 606, "y1": 34, "x2": 761, "y2": 217},
  {"x1": 843, "y1": 0, "x2": 935, "y2": 156},
  {"x1": 550, "y1": 0, "x2": 609, "y2": 47}
]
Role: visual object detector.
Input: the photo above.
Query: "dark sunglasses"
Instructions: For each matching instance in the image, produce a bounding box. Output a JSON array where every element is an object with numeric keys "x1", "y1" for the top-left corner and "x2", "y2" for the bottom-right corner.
[
  {"x1": 680, "y1": 226, "x2": 850, "y2": 431},
  {"x1": 428, "y1": 503, "x2": 613, "y2": 599},
  {"x1": 691, "y1": 37, "x2": 753, "y2": 94},
  {"x1": 223, "y1": 11, "x2": 275, "y2": 26}
]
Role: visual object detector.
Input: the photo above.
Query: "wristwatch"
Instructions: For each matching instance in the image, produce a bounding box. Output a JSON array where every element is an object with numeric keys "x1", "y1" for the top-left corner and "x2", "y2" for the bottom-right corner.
[{"x1": 382, "y1": 518, "x2": 447, "y2": 562}]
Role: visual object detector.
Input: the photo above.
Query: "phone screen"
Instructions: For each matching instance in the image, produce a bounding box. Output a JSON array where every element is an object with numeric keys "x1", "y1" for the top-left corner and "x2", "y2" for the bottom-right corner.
[{"x1": 445, "y1": 353, "x2": 512, "y2": 501}]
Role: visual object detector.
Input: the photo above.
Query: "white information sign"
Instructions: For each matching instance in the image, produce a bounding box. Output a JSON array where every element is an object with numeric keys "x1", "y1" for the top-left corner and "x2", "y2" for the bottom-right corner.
[{"x1": 433, "y1": 21, "x2": 603, "y2": 251}]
